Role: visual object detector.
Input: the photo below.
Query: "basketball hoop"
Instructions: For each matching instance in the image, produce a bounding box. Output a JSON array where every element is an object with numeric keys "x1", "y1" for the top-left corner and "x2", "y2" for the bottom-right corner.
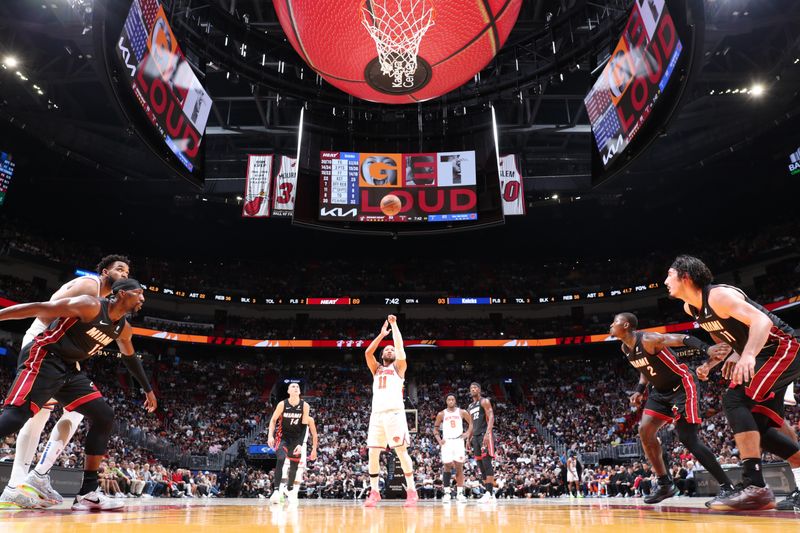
[{"x1": 361, "y1": 0, "x2": 435, "y2": 91}]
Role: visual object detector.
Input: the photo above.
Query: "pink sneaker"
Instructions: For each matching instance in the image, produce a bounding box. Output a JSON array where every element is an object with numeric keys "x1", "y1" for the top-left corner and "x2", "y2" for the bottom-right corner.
[
  {"x1": 364, "y1": 490, "x2": 381, "y2": 508},
  {"x1": 404, "y1": 489, "x2": 418, "y2": 507}
]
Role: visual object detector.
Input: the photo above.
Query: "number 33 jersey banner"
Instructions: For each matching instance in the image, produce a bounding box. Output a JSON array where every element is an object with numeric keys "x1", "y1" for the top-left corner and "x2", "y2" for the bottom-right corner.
[
  {"x1": 272, "y1": 156, "x2": 298, "y2": 217},
  {"x1": 498, "y1": 155, "x2": 525, "y2": 215}
]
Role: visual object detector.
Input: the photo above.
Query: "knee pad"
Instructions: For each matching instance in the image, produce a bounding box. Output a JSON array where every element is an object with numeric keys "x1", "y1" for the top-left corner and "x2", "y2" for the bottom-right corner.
[
  {"x1": 760, "y1": 426, "x2": 800, "y2": 460},
  {"x1": 0, "y1": 406, "x2": 33, "y2": 436},
  {"x1": 78, "y1": 400, "x2": 114, "y2": 456}
]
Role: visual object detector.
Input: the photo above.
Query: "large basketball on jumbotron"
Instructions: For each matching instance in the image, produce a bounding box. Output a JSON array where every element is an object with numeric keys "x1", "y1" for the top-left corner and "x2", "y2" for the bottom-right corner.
[{"x1": 273, "y1": 0, "x2": 523, "y2": 104}]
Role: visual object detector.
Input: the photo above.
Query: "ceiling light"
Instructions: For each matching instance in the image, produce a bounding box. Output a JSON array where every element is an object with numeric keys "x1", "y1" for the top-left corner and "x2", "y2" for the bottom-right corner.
[
  {"x1": 750, "y1": 83, "x2": 765, "y2": 97},
  {"x1": 552, "y1": 194, "x2": 559, "y2": 200},
  {"x1": 4, "y1": 56, "x2": 19, "y2": 68}
]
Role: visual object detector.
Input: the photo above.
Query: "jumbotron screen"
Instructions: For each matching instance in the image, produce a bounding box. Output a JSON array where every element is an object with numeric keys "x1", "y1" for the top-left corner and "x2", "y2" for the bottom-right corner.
[
  {"x1": 319, "y1": 151, "x2": 478, "y2": 223},
  {"x1": 584, "y1": 0, "x2": 683, "y2": 169},
  {"x1": 116, "y1": 0, "x2": 212, "y2": 173}
]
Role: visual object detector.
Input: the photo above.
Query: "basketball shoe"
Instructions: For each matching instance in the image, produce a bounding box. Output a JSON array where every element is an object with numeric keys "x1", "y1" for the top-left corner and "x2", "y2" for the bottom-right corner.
[
  {"x1": 364, "y1": 490, "x2": 381, "y2": 507},
  {"x1": 707, "y1": 484, "x2": 775, "y2": 511},
  {"x1": 18, "y1": 471, "x2": 63, "y2": 508},
  {"x1": 643, "y1": 480, "x2": 678, "y2": 504},
  {"x1": 71, "y1": 491, "x2": 125, "y2": 511},
  {"x1": 478, "y1": 491, "x2": 495, "y2": 503},
  {"x1": 704, "y1": 484, "x2": 735, "y2": 509},
  {"x1": 269, "y1": 489, "x2": 284, "y2": 504},
  {"x1": 0, "y1": 486, "x2": 40, "y2": 509},
  {"x1": 776, "y1": 488, "x2": 800, "y2": 511},
  {"x1": 404, "y1": 488, "x2": 418, "y2": 507}
]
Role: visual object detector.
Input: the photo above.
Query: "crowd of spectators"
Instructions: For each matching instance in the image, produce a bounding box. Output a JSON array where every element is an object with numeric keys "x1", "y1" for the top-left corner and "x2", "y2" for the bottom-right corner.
[
  {"x1": 0, "y1": 334, "x2": 797, "y2": 500},
  {"x1": 2, "y1": 214, "x2": 797, "y2": 305},
  {"x1": 0, "y1": 212, "x2": 798, "y2": 500}
]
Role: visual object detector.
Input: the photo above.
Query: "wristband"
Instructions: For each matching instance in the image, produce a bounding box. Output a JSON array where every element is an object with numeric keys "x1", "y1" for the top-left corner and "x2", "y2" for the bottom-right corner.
[
  {"x1": 682, "y1": 335, "x2": 711, "y2": 355},
  {"x1": 635, "y1": 382, "x2": 646, "y2": 394}
]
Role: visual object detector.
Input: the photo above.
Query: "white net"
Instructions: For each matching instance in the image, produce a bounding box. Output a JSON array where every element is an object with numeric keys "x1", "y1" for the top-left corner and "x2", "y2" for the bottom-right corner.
[{"x1": 361, "y1": 0, "x2": 435, "y2": 83}]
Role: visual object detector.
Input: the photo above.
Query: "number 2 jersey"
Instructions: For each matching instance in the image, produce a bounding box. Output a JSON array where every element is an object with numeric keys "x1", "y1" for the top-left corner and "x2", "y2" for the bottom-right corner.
[{"x1": 622, "y1": 332, "x2": 694, "y2": 393}]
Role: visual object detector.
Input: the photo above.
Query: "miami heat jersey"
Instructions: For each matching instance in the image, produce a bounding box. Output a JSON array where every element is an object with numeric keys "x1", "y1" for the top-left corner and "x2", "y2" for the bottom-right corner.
[
  {"x1": 622, "y1": 332, "x2": 691, "y2": 393},
  {"x1": 39, "y1": 299, "x2": 126, "y2": 363},
  {"x1": 468, "y1": 398, "x2": 489, "y2": 436},
  {"x1": 688, "y1": 284, "x2": 796, "y2": 356},
  {"x1": 442, "y1": 408, "x2": 465, "y2": 440},
  {"x1": 25, "y1": 274, "x2": 101, "y2": 341},
  {"x1": 279, "y1": 399, "x2": 306, "y2": 440},
  {"x1": 372, "y1": 363, "x2": 404, "y2": 413}
]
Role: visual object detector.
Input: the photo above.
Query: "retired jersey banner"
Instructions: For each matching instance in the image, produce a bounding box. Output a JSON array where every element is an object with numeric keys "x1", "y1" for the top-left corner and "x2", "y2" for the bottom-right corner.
[
  {"x1": 499, "y1": 155, "x2": 525, "y2": 215},
  {"x1": 242, "y1": 154, "x2": 273, "y2": 217},
  {"x1": 272, "y1": 155, "x2": 298, "y2": 217}
]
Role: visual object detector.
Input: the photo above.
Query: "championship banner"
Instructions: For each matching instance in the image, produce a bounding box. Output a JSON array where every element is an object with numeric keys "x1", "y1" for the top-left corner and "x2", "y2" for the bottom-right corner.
[
  {"x1": 272, "y1": 155, "x2": 298, "y2": 217},
  {"x1": 498, "y1": 154, "x2": 525, "y2": 215},
  {"x1": 242, "y1": 154, "x2": 274, "y2": 217}
]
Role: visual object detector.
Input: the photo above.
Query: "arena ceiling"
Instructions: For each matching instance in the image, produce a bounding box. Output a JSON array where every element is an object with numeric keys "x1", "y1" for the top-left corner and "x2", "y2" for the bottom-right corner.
[{"x1": 0, "y1": 0, "x2": 798, "y2": 248}]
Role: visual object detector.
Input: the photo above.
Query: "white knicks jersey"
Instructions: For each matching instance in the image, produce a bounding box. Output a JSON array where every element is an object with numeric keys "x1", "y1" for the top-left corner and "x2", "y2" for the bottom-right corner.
[
  {"x1": 442, "y1": 409, "x2": 465, "y2": 440},
  {"x1": 372, "y1": 364, "x2": 405, "y2": 413},
  {"x1": 23, "y1": 274, "x2": 102, "y2": 342}
]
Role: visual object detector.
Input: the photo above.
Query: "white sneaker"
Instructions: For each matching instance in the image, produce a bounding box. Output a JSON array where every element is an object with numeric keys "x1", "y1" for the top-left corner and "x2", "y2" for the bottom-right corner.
[
  {"x1": 478, "y1": 492, "x2": 495, "y2": 504},
  {"x1": 456, "y1": 493, "x2": 467, "y2": 503},
  {"x1": 0, "y1": 486, "x2": 41, "y2": 509},
  {"x1": 287, "y1": 488, "x2": 299, "y2": 505},
  {"x1": 442, "y1": 493, "x2": 452, "y2": 503},
  {"x1": 269, "y1": 490, "x2": 284, "y2": 504},
  {"x1": 18, "y1": 472, "x2": 63, "y2": 508},
  {"x1": 72, "y1": 491, "x2": 125, "y2": 511}
]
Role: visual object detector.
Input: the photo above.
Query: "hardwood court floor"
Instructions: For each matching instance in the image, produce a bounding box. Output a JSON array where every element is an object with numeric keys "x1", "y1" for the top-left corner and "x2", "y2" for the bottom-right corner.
[{"x1": 1, "y1": 497, "x2": 798, "y2": 532}]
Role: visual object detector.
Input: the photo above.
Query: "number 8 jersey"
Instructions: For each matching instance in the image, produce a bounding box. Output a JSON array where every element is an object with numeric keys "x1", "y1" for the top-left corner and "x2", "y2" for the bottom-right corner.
[
  {"x1": 372, "y1": 363, "x2": 405, "y2": 413},
  {"x1": 622, "y1": 332, "x2": 693, "y2": 393}
]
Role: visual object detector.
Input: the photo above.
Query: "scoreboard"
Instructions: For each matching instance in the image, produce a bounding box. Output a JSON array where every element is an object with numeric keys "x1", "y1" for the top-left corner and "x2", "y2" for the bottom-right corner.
[
  {"x1": 319, "y1": 150, "x2": 479, "y2": 223},
  {"x1": 0, "y1": 152, "x2": 15, "y2": 206},
  {"x1": 584, "y1": 0, "x2": 683, "y2": 169}
]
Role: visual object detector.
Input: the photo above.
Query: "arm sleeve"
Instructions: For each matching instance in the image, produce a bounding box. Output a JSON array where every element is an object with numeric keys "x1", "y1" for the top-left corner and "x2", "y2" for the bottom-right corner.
[
  {"x1": 682, "y1": 335, "x2": 711, "y2": 355},
  {"x1": 122, "y1": 355, "x2": 153, "y2": 393}
]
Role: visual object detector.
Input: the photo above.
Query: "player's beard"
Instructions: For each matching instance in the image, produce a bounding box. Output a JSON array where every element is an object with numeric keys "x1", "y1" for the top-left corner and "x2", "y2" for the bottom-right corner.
[{"x1": 382, "y1": 355, "x2": 395, "y2": 366}]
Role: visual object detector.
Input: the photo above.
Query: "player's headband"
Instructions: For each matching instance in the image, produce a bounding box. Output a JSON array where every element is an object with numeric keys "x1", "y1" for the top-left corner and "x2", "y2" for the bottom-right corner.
[{"x1": 112, "y1": 278, "x2": 143, "y2": 294}]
